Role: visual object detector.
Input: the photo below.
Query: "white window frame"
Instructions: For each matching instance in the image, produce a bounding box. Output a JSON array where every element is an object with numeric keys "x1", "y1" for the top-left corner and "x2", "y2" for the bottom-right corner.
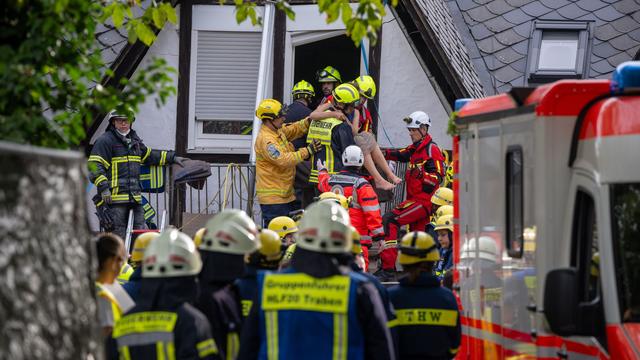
[{"x1": 188, "y1": 5, "x2": 267, "y2": 154}]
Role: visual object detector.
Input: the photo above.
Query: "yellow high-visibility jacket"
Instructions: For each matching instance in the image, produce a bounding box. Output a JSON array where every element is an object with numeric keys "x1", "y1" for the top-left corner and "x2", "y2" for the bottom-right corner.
[{"x1": 255, "y1": 119, "x2": 310, "y2": 204}]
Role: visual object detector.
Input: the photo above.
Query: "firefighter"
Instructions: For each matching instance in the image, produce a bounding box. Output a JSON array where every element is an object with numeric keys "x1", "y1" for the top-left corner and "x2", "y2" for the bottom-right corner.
[
  {"x1": 88, "y1": 110, "x2": 186, "y2": 239},
  {"x1": 287, "y1": 80, "x2": 317, "y2": 208},
  {"x1": 267, "y1": 216, "x2": 298, "y2": 246},
  {"x1": 307, "y1": 83, "x2": 358, "y2": 185},
  {"x1": 387, "y1": 231, "x2": 461, "y2": 359},
  {"x1": 123, "y1": 231, "x2": 159, "y2": 300},
  {"x1": 235, "y1": 229, "x2": 284, "y2": 319},
  {"x1": 380, "y1": 111, "x2": 446, "y2": 281},
  {"x1": 95, "y1": 233, "x2": 126, "y2": 337},
  {"x1": 317, "y1": 145, "x2": 385, "y2": 272},
  {"x1": 254, "y1": 99, "x2": 321, "y2": 227},
  {"x1": 433, "y1": 215, "x2": 454, "y2": 280},
  {"x1": 238, "y1": 201, "x2": 396, "y2": 360},
  {"x1": 196, "y1": 209, "x2": 259, "y2": 360},
  {"x1": 111, "y1": 229, "x2": 220, "y2": 360},
  {"x1": 316, "y1": 65, "x2": 342, "y2": 104}
]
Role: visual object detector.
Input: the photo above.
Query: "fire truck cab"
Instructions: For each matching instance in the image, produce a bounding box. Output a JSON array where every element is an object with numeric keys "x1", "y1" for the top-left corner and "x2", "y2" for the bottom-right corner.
[{"x1": 452, "y1": 61, "x2": 640, "y2": 359}]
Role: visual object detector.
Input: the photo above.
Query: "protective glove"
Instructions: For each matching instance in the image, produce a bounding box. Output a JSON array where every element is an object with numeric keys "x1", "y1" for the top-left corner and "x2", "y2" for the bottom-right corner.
[
  {"x1": 306, "y1": 139, "x2": 322, "y2": 155},
  {"x1": 101, "y1": 189, "x2": 112, "y2": 205},
  {"x1": 316, "y1": 158, "x2": 327, "y2": 172},
  {"x1": 96, "y1": 206, "x2": 115, "y2": 232},
  {"x1": 174, "y1": 156, "x2": 188, "y2": 167}
]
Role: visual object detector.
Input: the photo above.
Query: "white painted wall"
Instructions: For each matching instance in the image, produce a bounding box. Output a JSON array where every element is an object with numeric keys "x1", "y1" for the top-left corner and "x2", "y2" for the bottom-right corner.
[{"x1": 377, "y1": 13, "x2": 452, "y2": 150}]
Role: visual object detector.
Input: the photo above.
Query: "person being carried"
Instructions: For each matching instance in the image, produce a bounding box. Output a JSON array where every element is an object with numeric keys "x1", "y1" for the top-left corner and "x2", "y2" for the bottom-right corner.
[{"x1": 310, "y1": 75, "x2": 400, "y2": 191}]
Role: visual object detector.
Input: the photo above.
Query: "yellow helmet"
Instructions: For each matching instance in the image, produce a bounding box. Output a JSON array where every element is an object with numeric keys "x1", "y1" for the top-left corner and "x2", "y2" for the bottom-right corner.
[
  {"x1": 257, "y1": 229, "x2": 284, "y2": 262},
  {"x1": 432, "y1": 187, "x2": 454, "y2": 206},
  {"x1": 292, "y1": 80, "x2": 315, "y2": 98},
  {"x1": 117, "y1": 263, "x2": 134, "y2": 284},
  {"x1": 434, "y1": 214, "x2": 454, "y2": 232},
  {"x1": 318, "y1": 192, "x2": 349, "y2": 209},
  {"x1": 193, "y1": 228, "x2": 206, "y2": 248},
  {"x1": 256, "y1": 99, "x2": 284, "y2": 121},
  {"x1": 435, "y1": 205, "x2": 454, "y2": 221},
  {"x1": 332, "y1": 83, "x2": 360, "y2": 105},
  {"x1": 268, "y1": 216, "x2": 298, "y2": 239},
  {"x1": 317, "y1": 66, "x2": 342, "y2": 83},
  {"x1": 398, "y1": 231, "x2": 440, "y2": 265},
  {"x1": 351, "y1": 226, "x2": 363, "y2": 255},
  {"x1": 354, "y1": 75, "x2": 376, "y2": 99},
  {"x1": 131, "y1": 232, "x2": 160, "y2": 263}
]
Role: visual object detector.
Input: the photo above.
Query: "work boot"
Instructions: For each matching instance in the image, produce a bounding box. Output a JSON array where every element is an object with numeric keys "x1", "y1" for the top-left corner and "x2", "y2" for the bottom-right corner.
[{"x1": 374, "y1": 269, "x2": 396, "y2": 282}]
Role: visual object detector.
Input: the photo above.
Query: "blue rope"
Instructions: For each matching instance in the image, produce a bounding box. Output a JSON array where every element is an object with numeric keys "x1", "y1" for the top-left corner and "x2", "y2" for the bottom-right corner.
[{"x1": 360, "y1": 39, "x2": 396, "y2": 148}]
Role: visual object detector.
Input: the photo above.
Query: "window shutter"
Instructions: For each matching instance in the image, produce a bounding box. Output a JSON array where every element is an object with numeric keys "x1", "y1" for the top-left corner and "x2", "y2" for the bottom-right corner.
[{"x1": 195, "y1": 31, "x2": 262, "y2": 121}]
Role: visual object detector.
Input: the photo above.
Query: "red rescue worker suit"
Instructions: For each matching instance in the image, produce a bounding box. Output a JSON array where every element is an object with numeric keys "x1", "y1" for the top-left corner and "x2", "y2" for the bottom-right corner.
[
  {"x1": 382, "y1": 134, "x2": 445, "y2": 270},
  {"x1": 318, "y1": 168, "x2": 385, "y2": 271}
]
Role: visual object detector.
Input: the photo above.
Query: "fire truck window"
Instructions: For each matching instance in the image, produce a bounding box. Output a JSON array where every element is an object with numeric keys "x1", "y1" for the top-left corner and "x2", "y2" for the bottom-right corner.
[
  {"x1": 611, "y1": 183, "x2": 640, "y2": 323},
  {"x1": 505, "y1": 147, "x2": 523, "y2": 258},
  {"x1": 570, "y1": 190, "x2": 600, "y2": 303}
]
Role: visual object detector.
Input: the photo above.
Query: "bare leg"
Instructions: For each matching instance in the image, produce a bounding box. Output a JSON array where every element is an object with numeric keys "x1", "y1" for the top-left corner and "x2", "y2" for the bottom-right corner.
[
  {"x1": 364, "y1": 154, "x2": 395, "y2": 191},
  {"x1": 371, "y1": 145, "x2": 402, "y2": 184}
]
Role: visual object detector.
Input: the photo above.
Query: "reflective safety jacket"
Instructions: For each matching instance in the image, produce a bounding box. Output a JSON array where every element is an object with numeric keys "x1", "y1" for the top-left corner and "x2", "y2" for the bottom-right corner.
[
  {"x1": 384, "y1": 134, "x2": 445, "y2": 210},
  {"x1": 307, "y1": 119, "x2": 355, "y2": 183},
  {"x1": 96, "y1": 282, "x2": 122, "y2": 328},
  {"x1": 89, "y1": 124, "x2": 174, "y2": 205},
  {"x1": 235, "y1": 267, "x2": 259, "y2": 319},
  {"x1": 388, "y1": 273, "x2": 461, "y2": 359},
  {"x1": 317, "y1": 169, "x2": 385, "y2": 245},
  {"x1": 434, "y1": 247, "x2": 453, "y2": 280},
  {"x1": 255, "y1": 120, "x2": 310, "y2": 204},
  {"x1": 254, "y1": 269, "x2": 367, "y2": 360}
]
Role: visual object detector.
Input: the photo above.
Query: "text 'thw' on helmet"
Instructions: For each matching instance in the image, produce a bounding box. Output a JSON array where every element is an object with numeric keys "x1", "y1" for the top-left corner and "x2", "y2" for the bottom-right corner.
[
  {"x1": 354, "y1": 75, "x2": 376, "y2": 99},
  {"x1": 291, "y1": 80, "x2": 315, "y2": 98},
  {"x1": 317, "y1": 66, "x2": 342, "y2": 83},
  {"x1": 342, "y1": 145, "x2": 364, "y2": 167},
  {"x1": 200, "y1": 209, "x2": 259, "y2": 255},
  {"x1": 398, "y1": 231, "x2": 440, "y2": 265},
  {"x1": 297, "y1": 200, "x2": 352, "y2": 254},
  {"x1": 403, "y1": 111, "x2": 431, "y2": 129},
  {"x1": 332, "y1": 83, "x2": 360, "y2": 105},
  {"x1": 142, "y1": 228, "x2": 202, "y2": 278}
]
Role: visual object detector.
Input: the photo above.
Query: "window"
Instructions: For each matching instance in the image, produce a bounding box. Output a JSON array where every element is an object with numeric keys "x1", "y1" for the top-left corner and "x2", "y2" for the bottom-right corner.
[
  {"x1": 527, "y1": 21, "x2": 590, "y2": 84},
  {"x1": 505, "y1": 146, "x2": 523, "y2": 258},
  {"x1": 570, "y1": 190, "x2": 599, "y2": 303},
  {"x1": 611, "y1": 183, "x2": 640, "y2": 322}
]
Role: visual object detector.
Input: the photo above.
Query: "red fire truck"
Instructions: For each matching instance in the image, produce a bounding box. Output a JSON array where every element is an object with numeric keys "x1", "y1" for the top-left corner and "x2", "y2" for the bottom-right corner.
[{"x1": 451, "y1": 61, "x2": 640, "y2": 359}]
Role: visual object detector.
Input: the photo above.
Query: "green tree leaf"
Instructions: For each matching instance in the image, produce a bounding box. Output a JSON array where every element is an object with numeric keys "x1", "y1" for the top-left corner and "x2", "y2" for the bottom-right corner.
[{"x1": 112, "y1": 4, "x2": 125, "y2": 28}]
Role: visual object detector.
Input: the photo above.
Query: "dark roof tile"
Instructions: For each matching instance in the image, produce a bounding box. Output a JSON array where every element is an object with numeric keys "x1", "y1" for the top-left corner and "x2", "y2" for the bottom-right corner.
[
  {"x1": 486, "y1": 0, "x2": 515, "y2": 15},
  {"x1": 575, "y1": 0, "x2": 608, "y2": 12},
  {"x1": 557, "y1": 3, "x2": 590, "y2": 18},
  {"x1": 497, "y1": 82, "x2": 514, "y2": 93},
  {"x1": 593, "y1": 5, "x2": 625, "y2": 21},
  {"x1": 495, "y1": 28, "x2": 527, "y2": 46},
  {"x1": 595, "y1": 23, "x2": 624, "y2": 41},
  {"x1": 520, "y1": 2, "x2": 553, "y2": 17},
  {"x1": 502, "y1": 8, "x2": 531, "y2": 25},
  {"x1": 612, "y1": 0, "x2": 640, "y2": 14},
  {"x1": 609, "y1": 34, "x2": 639, "y2": 51},
  {"x1": 484, "y1": 55, "x2": 506, "y2": 70},
  {"x1": 510, "y1": 58, "x2": 528, "y2": 73},
  {"x1": 505, "y1": 0, "x2": 531, "y2": 7},
  {"x1": 462, "y1": 12, "x2": 479, "y2": 26},
  {"x1": 591, "y1": 59, "x2": 616, "y2": 74},
  {"x1": 511, "y1": 39, "x2": 530, "y2": 54},
  {"x1": 457, "y1": 0, "x2": 481, "y2": 11},
  {"x1": 513, "y1": 21, "x2": 533, "y2": 37},
  {"x1": 610, "y1": 15, "x2": 640, "y2": 33},
  {"x1": 606, "y1": 51, "x2": 633, "y2": 66},
  {"x1": 477, "y1": 36, "x2": 508, "y2": 53},
  {"x1": 474, "y1": 0, "x2": 493, "y2": 4},
  {"x1": 494, "y1": 64, "x2": 521, "y2": 82},
  {"x1": 577, "y1": 13, "x2": 602, "y2": 21},
  {"x1": 633, "y1": 9, "x2": 640, "y2": 23},
  {"x1": 627, "y1": 44, "x2": 640, "y2": 57},
  {"x1": 494, "y1": 45, "x2": 525, "y2": 63},
  {"x1": 467, "y1": 5, "x2": 498, "y2": 22},
  {"x1": 540, "y1": 10, "x2": 574, "y2": 20},
  {"x1": 629, "y1": 28, "x2": 640, "y2": 42},
  {"x1": 540, "y1": 0, "x2": 572, "y2": 9},
  {"x1": 593, "y1": 41, "x2": 621, "y2": 58},
  {"x1": 470, "y1": 23, "x2": 495, "y2": 39},
  {"x1": 484, "y1": 16, "x2": 515, "y2": 33}
]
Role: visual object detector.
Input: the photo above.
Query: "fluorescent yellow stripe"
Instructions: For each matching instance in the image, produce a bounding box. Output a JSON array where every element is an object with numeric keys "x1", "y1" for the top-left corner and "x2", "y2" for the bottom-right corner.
[
  {"x1": 196, "y1": 339, "x2": 218, "y2": 357},
  {"x1": 333, "y1": 313, "x2": 347, "y2": 360},
  {"x1": 157, "y1": 342, "x2": 165, "y2": 360},
  {"x1": 94, "y1": 175, "x2": 108, "y2": 186},
  {"x1": 120, "y1": 346, "x2": 131, "y2": 360},
  {"x1": 142, "y1": 146, "x2": 152, "y2": 162},
  {"x1": 160, "y1": 151, "x2": 167, "y2": 166},
  {"x1": 226, "y1": 333, "x2": 239, "y2": 360},
  {"x1": 387, "y1": 319, "x2": 399, "y2": 328},
  {"x1": 88, "y1": 155, "x2": 110, "y2": 168},
  {"x1": 167, "y1": 342, "x2": 176, "y2": 360},
  {"x1": 395, "y1": 308, "x2": 458, "y2": 327},
  {"x1": 265, "y1": 311, "x2": 278, "y2": 360}
]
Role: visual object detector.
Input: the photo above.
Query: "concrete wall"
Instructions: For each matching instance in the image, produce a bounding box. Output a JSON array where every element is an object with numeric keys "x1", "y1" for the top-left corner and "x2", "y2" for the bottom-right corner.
[{"x1": 377, "y1": 13, "x2": 452, "y2": 150}]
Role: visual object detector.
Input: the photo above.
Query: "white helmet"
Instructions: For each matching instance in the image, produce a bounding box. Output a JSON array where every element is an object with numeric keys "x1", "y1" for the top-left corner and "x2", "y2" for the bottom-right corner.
[
  {"x1": 200, "y1": 209, "x2": 259, "y2": 255},
  {"x1": 403, "y1": 111, "x2": 431, "y2": 129},
  {"x1": 143, "y1": 228, "x2": 202, "y2": 278},
  {"x1": 342, "y1": 145, "x2": 364, "y2": 167},
  {"x1": 297, "y1": 201, "x2": 352, "y2": 254},
  {"x1": 460, "y1": 236, "x2": 498, "y2": 263}
]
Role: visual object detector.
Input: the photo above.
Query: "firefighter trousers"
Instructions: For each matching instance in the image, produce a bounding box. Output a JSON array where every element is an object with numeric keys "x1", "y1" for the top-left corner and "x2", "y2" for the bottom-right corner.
[
  {"x1": 111, "y1": 203, "x2": 146, "y2": 242},
  {"x1": 381, "y1": 200, "x2": 430, "y2": 270}
]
